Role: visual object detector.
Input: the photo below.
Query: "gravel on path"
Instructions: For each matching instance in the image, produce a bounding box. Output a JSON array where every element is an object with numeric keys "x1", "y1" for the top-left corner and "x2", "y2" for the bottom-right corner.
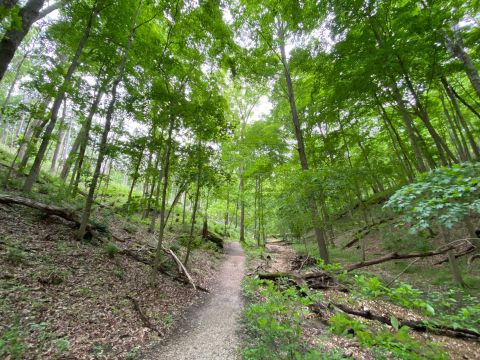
[{"x1": 144, "y1": 242, "x2": 246, "y2": 360}]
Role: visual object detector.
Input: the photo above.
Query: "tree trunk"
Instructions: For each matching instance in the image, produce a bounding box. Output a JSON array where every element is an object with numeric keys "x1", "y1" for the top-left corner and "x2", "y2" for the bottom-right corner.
[
  {"x1": 184, "y1": 165, "x2": 201, "y2": 266},
  {"x1": 390, "y1": 82, "x2": 428, "y2": 172},
  {"x1": 154, "y1": 115, "x2": 174, "y2": 271},
  {"x1": 397, "y1": 58, "x2": 457, "y2": 165},
  {"x1": 441, "y1": 76, "x2": 480, "y2": 158},
  {"x1": 182, "y1": 190, "x2": 187, "y2": 225},
  {"x1": 239, "y1": 168, "x2": 245, "y2": 242},
  {"x1": 49, "y1": 99, "x2": 67, "y2": 172},
  {"x1": 376, "y1": 98, "x2": 415, "y2": 182},
  {"x1": 23, "y1": 3, "x2": 98, "y2": 192},
  {"x1": 125, "y1": 148, "x2": 145, "y2": 214},
  {"x1": 0, "y1": 0, "x2": 45, "y2": 81},
  {"x1": 77, "y1": 0, "x2": 141, "y2": 239},
  {"x1": 278, "y1": 24, "x2": 329, "y2": 263},
  {"x1": 440, "y1": 93, "x2": 469, "y2": 161},
  {"x1": 224, "y1": 185, "x2": 229, "y2": 238},
  {"x1": 61, "y1": 86, "x2": 104, "y2": 182},
  {"x1": 0, "y1": 51, "x2": 27, "y2": 138},
  {"x1": 443, "y1": 28, "x2": 480, "y2": 99}
]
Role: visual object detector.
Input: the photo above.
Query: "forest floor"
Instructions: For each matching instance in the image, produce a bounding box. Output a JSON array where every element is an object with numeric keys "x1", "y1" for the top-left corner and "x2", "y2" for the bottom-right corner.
[
  {"x1": 246, "y1": 239, "x2": 480, "y2": 360},
  {"x1": 143, "y1": 242, "x2": 246, "y2": 360},
  {"x1": 0, "y1": 196, "x2": 224, "y2": 359}
]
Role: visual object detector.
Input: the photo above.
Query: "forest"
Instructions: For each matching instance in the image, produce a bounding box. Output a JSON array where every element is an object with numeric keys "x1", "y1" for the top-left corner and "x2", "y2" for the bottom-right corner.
[{"x1": 0, "y1": 0, "x2": 479, "y2": 359}]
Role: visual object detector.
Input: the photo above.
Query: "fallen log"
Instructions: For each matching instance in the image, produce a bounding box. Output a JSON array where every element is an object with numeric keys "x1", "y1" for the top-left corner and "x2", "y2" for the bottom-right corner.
[
  {"x1": 0, "y1": 193, "x2": 96, "y2": 237},
  {"x1": 325, "y1": 302, "x2": 480, "y2": 342},
  {"x1": 345, "y1": 245, "x2": 458, "y2": 272},
  {"x1": 205, "y1": 230, "x2": 224, "y2": 249},
  {"x1": 126, "y1": 295, "x2": 164, "y2": 337},
  {"x1": 257, "y1": 271, "x2": 348, "y2": 292}
]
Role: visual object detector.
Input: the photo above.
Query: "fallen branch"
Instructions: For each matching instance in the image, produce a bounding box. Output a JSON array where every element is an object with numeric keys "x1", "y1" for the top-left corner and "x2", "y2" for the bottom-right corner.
[
  {"x1": 119, "y1": 248, "x2": 208, "y2": 293},
  {"x1": 328, "y1": 302, "x2": 480, "y2": 342},
  {"x1": 343, "y1": 217, "x2": 394, "y2": 249},
  {"x1": 434, "y1": 245, "x2": 476, "y2": 265},
  {"x1": 165, "y1": 247, "x2": 196, "y2": 290},
  {"x1": 126, "y1": 295, "x2": 164, "y2": 337},
  {"x1": 468, "y1": 254, "x2": 480, "y2": 265},
  {"x1": 345, "y1": 245, "x2": 458, "y2": 271}
]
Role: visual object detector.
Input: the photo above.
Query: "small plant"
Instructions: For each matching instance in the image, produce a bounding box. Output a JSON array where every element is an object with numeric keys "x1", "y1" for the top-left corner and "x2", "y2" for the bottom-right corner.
[
  {"x1": 123, "y1": 222, "x2": 138, "y2": 234},
  {"x1": 0, "y1": 325, "x2": 25, "y2": 359},
  {"x1": 316, "y1": 258, "x2": 343, "y2": 271},
  {"x1": 78, "y1": 287, "x2": 93, "y2": 298},
  {"x1": 54, "y1": 337, "x2": 70, "y2": 354},
  {"x1": 36, "y1": 268, "x2": 68, "y2": 285},
  {"x1": 113, "y1": 267, "x2": 125, "y2": 279},
  {"x1": 241, "y1": 278, "x2": 323, "y2": 359},
  {"x1": 5, "y1": 247, "x2": 26, "y2": 265},
  {"x1": 103, "y1": 241, "x2": 119, "y2": 258}
]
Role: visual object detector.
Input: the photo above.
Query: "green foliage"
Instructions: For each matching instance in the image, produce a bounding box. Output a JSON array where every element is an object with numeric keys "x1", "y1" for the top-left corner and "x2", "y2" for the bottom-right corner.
[
  {"x1": 329, "y1": 313, "x2": 446, "y2": 359},
  {"x1": 103, "y1": 241, "x2": 120, "y2": 258},
  {"x1": 386, "y1": 163, "x2": 480, "y2": 232},
  {"x1": 5, "y1": 246, "x2": 26, "y2": 264},
  {"x1": 0, "y1": 325, "x2": 25, "y2": 359},
  {"x1": 123, "y1": 222, "x2": 138, "y2": 234},
  {"x1": 353, "y1": 275, "x2": 480, "y2": 334},
  {"x1": 241, "y1": 277, "x2": 328, "y2": 359},
  {"x1": 36, "y1": 267, "x2": 68, "y2": 286},
  {"x1": 54, "y1": 337, "x2": 70, "y2": 354}
]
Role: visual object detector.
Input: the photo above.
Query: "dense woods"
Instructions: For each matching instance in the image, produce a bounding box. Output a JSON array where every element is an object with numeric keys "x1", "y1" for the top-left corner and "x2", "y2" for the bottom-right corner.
[{"x1": 0, "y1": 0, "x2": 479, "y2": 358}]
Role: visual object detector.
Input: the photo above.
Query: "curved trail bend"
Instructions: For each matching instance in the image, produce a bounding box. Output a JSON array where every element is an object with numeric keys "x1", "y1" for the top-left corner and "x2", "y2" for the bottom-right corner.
[{"x1": 145, "y1": 242, "x2": 245, "y2": 360}]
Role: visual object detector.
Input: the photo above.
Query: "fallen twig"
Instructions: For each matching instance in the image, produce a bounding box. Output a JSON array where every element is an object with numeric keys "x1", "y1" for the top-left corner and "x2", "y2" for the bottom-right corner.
[{"x1": 126, "y1": 295, "x2": 164, "y2": 337}]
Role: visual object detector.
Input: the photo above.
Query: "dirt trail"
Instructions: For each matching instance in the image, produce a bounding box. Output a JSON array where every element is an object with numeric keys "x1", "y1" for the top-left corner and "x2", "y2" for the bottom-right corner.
[{"x1": 144, "y1": 242, "x2": 245, "y2": 360}]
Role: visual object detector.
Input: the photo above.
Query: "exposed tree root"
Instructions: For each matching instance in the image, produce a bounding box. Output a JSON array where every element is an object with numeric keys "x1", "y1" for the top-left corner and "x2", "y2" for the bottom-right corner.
[{"x1": 310, "y1": 302, "x2": 480, "y2": 342}]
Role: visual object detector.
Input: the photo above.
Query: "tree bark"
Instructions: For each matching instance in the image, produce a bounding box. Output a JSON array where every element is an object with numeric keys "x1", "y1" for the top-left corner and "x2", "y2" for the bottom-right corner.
[
  {"x1": 61, "y1": 85, "x2": 104, "y2": 182},
  {"x1": 441, "y1": 76, "x2": 480, "y2": 158},
  {"x1": 154, "y1": 115, "x2": 174, "y2": 271},
  {"x1": 49, "y1": 99, "x2": 67, "y2": 172},
  {"x1": 443, "y1": 28, "x2": 480, "y2": 99},
  {"x1": 0, "y1": 0, "x2": 45, "y2": 81},
  {"x1": 23, "y1": 3, "x2": 98, "y2": 192},
  {"x1": 184, "y1": 163, "x2": 201, "y2": 266}
]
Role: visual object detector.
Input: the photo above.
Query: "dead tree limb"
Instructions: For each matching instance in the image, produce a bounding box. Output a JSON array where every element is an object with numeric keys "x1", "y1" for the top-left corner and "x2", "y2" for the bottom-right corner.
[
  {"x1": 345, "y1": 245, "x2": 458, "y2": 271},
  {"x1": 434, "y1": 245, "x2": 476, "y2": 265},
  {"x1": 119, "y1": 248, "x2": 209, "y2": 293},
  {"x1": 256, "y1": 271, "x2": 348, "y2": 292},
  {"x1": 165, "y1": 247, "x2": 196, "y2": 290},
  {"x1": 327, "y1": 302, "x2": 480, "y2": 342},
  {"x1": 126, "y1": 295, "x2": 164, "y2": 337},
  {"x1": 343, "y1": 217, "x2": 394, "y2": 249}
]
